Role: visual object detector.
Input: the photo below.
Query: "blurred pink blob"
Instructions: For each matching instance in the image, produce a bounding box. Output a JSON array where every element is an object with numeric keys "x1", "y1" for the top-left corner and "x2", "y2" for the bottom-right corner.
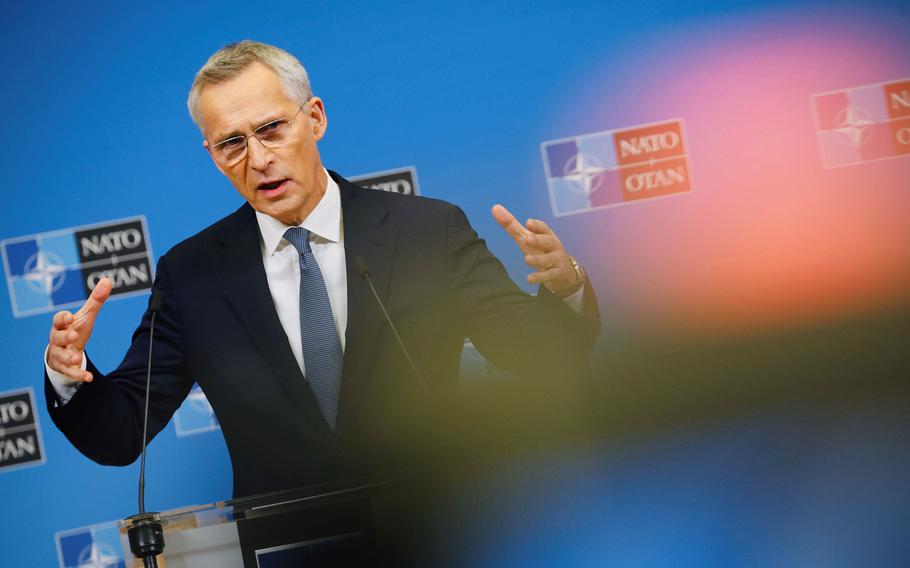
[{"x1": 566, "y1": 16, "x2": 910, "y2": 336}]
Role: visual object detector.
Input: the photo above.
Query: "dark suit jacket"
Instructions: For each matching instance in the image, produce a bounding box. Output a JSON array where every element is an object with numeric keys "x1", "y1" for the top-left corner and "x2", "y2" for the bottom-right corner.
[{"x1": 45, "y1": 172, "x2": 600, "y2": 497}]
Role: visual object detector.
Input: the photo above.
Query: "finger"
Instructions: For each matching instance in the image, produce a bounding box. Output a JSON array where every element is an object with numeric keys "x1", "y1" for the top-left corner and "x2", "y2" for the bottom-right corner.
[
  {"x1": 526, "y1": 218, "x2": 553, "y2": 235},
  {"x1": 64, "y1": 346, "x2": 83, "y2": 366},
  {"x1": 524, "y1": 250, "x2": 561, "y2": 270},
  {"x1": 73, "y1": 277, "x2": 113, "y2": 325},
  {"x1": 51, "y1": 348, "x2": 92, "y2": 382},
  {"x1": 49, "y1": 345, "x2": 79, "y2": 368},
  {"x1": 527, "y1": 266, "x2": 563, "y2": 284},
  {"x1": 69, "y1": 363, "x2": 93, "y2": 382},
  {"x1": 52, "y1": 310, "x2": 74, "y2": 330},
  {"x1": 60, "y1": 365, "x2": 93, "y2": 383},
  {"x1": 51, "y1": 328, "x2": 79, "y2": 347},
  {"x1": 49, "y1": 350, "x2": 90, "y2": 381},
  {"x1": 523, "y1": 233, "x2": 558, "y2": 252},
  {"x1": 491, "y1": 204, "x2": 531, "y2": 242}
]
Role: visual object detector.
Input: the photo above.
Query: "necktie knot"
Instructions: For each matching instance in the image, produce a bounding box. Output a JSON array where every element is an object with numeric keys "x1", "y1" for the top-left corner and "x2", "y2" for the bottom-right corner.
[{"x1": 283, "y1": 227, "x2": 312, "y2": 254}]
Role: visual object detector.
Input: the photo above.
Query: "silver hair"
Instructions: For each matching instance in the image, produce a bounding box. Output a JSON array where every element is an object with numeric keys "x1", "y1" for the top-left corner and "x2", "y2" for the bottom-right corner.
[{"x1": 187, "y1": 40, "x2": 312, "y2": 132}]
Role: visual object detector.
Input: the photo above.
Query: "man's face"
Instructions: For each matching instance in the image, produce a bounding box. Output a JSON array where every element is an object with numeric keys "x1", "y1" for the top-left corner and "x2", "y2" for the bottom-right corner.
[{"x1": 198, "y1": 61, "x2": 328, "y2": 226}]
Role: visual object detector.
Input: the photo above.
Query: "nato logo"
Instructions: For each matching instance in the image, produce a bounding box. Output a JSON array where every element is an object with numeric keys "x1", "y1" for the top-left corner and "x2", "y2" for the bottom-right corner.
[
  {"x1": 0, "y1": 387, "x2": 45, "y2": 473},
  {"x1": 812, "y1": 77, "x2": 910, "y2": 168},
  {"x1": 1, "y1": 216, "x2": 154, "y2": 318},
  {"x1": 541, "y1": 119, "x2": 692, "y2": 217},
  {"x1": 173, "y1": 383, "x2": 220, "y2": 437},
  {"x1": 56, "y1": 520, "x2": 126, "y2": 568},
  {"x1": 351, "y1": 166, "x2": 421, "y2": 196}
]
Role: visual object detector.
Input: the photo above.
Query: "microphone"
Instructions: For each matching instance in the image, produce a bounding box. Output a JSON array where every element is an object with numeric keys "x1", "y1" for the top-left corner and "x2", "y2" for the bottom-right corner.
[
  {"x1": 126, "y1": 290, "x2": 166, "y2": 567},
  {"x1": 354, "y1": 256, "x2": 426, "y2": 392}
]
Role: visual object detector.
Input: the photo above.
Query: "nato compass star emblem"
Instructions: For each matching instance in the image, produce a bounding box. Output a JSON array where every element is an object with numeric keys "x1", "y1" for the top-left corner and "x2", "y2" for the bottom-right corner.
[
  {"x1": 56, "y1": 520, "x2": 127, "y2": 568},
  {"x1": 811, "y1": 77, "x2": 910, "y2": 168},
  {"x1": 561, "y1": 152, "x2": 607, "y2": 196},
  {"x1": 23, "y1": 251, "x2": 66, "y2": 295},
  {"x1": 833, "y1": 104, "x2": 875, "y2": 147},
  {"x1": 77, "y1": 541, "x2": 122, "y2": 568}
]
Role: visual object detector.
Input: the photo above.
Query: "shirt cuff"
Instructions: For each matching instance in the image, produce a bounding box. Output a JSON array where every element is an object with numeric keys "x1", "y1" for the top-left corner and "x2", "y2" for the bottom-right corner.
[
  {"x1": 560, "y1": 283, "x2": 586, "y2": 313},
  {"x1": 44, "y1": 345, "x2": 85, "y2": 406}
]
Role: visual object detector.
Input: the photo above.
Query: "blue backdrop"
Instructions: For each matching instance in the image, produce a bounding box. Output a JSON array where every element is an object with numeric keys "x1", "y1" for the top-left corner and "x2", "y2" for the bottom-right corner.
[{"x1": 1, "y1": 1, "x2": 908, "y2": 566}]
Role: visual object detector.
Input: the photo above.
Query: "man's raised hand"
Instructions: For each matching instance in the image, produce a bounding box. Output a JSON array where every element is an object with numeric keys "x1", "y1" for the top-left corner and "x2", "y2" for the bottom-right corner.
[
  {"x1": 46, "y1": 277, "x2": 113, "y2": 382},
  {"x1": 491, "y1": 204, "x2": 581, "y2": 295}
]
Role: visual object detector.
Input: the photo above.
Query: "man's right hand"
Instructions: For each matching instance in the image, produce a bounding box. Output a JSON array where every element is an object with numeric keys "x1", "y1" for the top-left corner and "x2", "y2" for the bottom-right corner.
[{"x1": 46, "y1": 277, "x2": 113, "y2": 382}]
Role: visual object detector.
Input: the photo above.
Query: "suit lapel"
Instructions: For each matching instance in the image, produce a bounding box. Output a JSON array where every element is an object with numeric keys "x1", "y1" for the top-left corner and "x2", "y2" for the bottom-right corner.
[
  {"x1": 214, "y1": 205, "x2": 331, "y2": 436},
  {"x1": 334, "y1": 174, "x2": 398, "y2": 435}
]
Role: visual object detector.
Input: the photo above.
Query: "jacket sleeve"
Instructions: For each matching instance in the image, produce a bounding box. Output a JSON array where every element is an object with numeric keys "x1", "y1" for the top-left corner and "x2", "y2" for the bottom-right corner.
[
  {"x1": 43, "y1": 255, "x2": 194, "y2": 466},
  {"x1": 444, "y1": 205, "x2": 601, "y2": 379}
]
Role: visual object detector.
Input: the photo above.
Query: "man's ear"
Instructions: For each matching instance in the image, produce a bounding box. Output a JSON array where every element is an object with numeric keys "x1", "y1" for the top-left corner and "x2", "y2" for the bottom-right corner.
[
  {"x1": 308, "y1": 97, "x2": 328, "y2": 142},
  {"x1": 203, "y1": 139, "x2": 228, "y2": 176}
]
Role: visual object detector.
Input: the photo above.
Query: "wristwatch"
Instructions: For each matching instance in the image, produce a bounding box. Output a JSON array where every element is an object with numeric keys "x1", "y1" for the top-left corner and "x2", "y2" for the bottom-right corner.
[{"x1": 554, "y1": 256, "x2": 586, "y2": 298}]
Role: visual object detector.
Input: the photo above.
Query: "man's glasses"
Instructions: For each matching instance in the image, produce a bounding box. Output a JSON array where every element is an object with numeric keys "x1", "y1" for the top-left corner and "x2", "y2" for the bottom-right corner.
[{"x1": 208, "y1": 100, "x2": 310, "y2": 166}]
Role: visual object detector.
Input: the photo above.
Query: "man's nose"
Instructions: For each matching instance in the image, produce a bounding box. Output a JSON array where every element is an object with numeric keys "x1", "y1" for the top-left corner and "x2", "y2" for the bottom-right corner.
[{"x1": 246, "y1": 136, "x2": 275, "y2": 171}]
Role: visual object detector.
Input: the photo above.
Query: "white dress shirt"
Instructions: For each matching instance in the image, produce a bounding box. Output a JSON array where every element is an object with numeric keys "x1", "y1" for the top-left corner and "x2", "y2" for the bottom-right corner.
[
  {"x1": 46, "y1": 169, "x2": 584, "y2": 403},
  {"x1": 255, "y1": 170, "x2": 347, "y2": 377}
]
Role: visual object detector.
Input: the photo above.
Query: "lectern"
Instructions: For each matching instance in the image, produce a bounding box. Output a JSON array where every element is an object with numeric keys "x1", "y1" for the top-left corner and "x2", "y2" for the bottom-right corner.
[{"x1": 116, "y1": 479, "x2": 386, "y2": 567}]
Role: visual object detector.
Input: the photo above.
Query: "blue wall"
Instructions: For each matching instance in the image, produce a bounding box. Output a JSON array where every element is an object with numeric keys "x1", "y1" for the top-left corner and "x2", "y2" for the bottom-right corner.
[{"x1": 1, "y1": 1, "x2": 908, "y2": 566}]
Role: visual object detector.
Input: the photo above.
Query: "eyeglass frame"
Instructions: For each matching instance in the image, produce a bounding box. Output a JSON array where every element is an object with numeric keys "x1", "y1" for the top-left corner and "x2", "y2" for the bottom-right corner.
[{"x1": 207, "y1": 99, "x2": 312, "y2": 165}]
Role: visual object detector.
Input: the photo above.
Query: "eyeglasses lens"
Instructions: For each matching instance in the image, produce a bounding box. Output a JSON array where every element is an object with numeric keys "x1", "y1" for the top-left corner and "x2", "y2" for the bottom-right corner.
[{"x1": 213, "y1": 119, "x2": 293, "y2": 165}]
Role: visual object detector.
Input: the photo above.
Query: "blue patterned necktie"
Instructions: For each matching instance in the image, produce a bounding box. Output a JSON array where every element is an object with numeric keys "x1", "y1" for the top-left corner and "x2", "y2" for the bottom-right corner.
[{"x1": 283, "y1": 227, "x2": 343, "y2": 431}]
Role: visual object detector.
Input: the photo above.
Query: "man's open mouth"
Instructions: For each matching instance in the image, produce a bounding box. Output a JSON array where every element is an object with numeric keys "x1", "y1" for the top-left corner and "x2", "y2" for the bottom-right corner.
[{"x1": 258, "y1": 179, "x2": 287, "y2": 191}]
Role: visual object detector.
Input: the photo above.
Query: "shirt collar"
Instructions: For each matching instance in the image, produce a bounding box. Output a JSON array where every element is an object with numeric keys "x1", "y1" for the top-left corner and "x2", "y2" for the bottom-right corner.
[{"x1": 255, "y1": 169, "x2": 341, "y2": 256}]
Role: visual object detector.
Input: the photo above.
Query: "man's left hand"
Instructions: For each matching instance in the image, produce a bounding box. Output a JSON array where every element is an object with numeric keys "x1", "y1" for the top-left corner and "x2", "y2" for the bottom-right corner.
[{"x1": 491, "y1": 204, "x2": 583, "y2": 296}]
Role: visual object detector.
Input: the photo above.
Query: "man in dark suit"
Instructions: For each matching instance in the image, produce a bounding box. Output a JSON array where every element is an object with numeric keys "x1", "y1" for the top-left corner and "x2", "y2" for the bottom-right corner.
[{"x1": 43, "y1": 41, "x2": 599, "y2": 498}]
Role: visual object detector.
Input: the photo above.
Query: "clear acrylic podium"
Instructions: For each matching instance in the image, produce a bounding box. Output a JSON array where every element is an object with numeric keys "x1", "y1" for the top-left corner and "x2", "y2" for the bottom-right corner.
[{"x1": 117, "y1": 479, "x2": 387, "y2": 567}]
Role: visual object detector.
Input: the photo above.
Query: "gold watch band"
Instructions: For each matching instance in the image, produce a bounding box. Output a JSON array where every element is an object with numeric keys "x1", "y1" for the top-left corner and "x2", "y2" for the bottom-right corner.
[
  {"x1": 568, "y1": 255, "x2": 584, "y2": 283},
  {"x1": 554, "y1": 256, "x2": 585, "y2": 298}
]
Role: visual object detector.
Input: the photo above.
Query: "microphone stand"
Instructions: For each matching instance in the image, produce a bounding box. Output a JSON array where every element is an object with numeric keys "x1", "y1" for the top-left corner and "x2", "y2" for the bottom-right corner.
[
  {"x1": 354, "y1": 256, "x2": 426, "y2": 393},
  {"x1": 126, "y1": 293, "x2": 165, "y2": 567}
]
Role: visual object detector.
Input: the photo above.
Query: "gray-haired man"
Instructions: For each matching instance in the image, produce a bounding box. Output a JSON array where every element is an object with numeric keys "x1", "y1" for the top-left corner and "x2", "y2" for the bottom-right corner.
[{"x1": 44, "y1": 40, "x2": 599, "y2": 497}]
